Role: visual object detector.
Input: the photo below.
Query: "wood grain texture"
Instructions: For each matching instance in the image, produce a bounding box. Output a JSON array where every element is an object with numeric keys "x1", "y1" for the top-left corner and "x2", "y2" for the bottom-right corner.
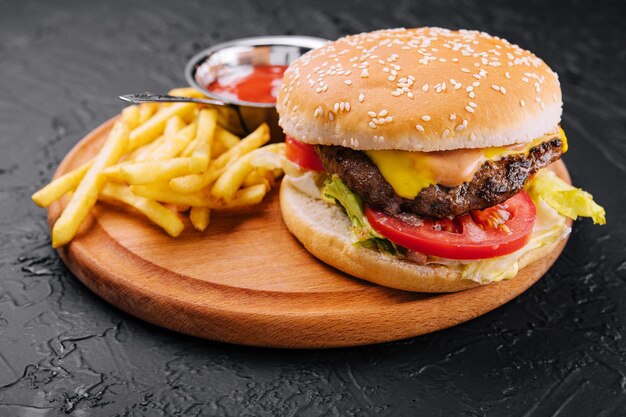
[{"x1": 48, "y1": 118, "x2": 572, "y2": 348}]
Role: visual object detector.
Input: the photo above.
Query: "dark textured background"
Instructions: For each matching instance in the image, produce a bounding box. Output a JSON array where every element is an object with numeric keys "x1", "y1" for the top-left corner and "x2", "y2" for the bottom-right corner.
[{"x1": 1, "y1": 0, "x2": 625, "y2": 415}]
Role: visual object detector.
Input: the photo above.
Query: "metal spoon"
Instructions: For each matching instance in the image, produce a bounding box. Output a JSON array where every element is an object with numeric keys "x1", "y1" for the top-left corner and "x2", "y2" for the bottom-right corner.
[
  {"x1": 118, "y1": 93, "x2": 252, "y2": 134},
  {"x1": 119, "y1": 93, "x2": 227, "y2": 107}
]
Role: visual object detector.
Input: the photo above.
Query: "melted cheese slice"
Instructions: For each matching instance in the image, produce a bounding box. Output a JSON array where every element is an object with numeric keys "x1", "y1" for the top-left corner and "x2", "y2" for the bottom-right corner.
[{"x1": 365, "y1": 128, "x2": 567, "y2": 199}]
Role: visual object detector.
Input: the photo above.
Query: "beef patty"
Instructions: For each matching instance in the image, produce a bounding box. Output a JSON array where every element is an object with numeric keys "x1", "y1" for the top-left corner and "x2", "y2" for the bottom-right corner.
[{"x1": 317, "y1": 137, "x2": 565, "y2": 219}]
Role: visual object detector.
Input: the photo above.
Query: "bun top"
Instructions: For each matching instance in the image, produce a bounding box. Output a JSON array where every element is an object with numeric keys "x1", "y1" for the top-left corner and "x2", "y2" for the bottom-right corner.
[{"x1": 277, "y1": 27, "x2": 562, "y2": 152}]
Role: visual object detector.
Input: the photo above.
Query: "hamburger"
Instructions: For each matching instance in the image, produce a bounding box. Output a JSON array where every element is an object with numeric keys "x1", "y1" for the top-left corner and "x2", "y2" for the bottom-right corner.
[{"x1": 276, "y1": 28, "x2": 605, "y2": 292}]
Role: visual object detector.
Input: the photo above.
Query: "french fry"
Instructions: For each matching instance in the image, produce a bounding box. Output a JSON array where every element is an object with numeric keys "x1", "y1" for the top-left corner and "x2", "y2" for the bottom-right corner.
[
  {"x1": 121, "y1": 105, "x2": 140, "y2": 130},
  {"x1": 132, "y1": 183, "x2": 264, "y2": 209},
  {"x1": 211, "y1": 143, "x2": 283, "y2": 201},
  {"x1": 32, "y1": 161, "x2": 92, "y2": 207},
  {"x1": 243, "y1": 168, "x2": 271, "y2": 190},
  {"x1": 116, "y1": 157, "x2": 205, "y2": 185},
  {"x1": 181, "y1": 137, "x2": 197, "y2": 158},
  {"x1": 191, "y1": 108, "x2": 217, "y2": 168},
  {"x1": 143, "y1": 122, "x2": 197, "y2": 162},
  {"x1": 100, "y1": 183, "x2": 184, "y2": 237},
  {"x1": 167, "y1": 165, "x2": 221, "y2": 194},
  {"x1": 211, "y1": 140, "x2": 228, "y2": 158},
  {"x1": 127, "y1": 102, "x2": 196, "y2": 152},
  {"x1": 182, "y1": 138, "x2": 227, "y2": 158},
  {"x1": 102, "y1": 163, "x2": 128, "y2": 182},
  {"x1": 52, "y1": 121, "x2": 129, "y2": 247},
  {"x1": 132, "y1": 183, "x2": 211, "y2": 207},
  {"x1": 163, "y1": 115, "x2": 186, "y2": 138},
  {"x1": 189, "y1": 207, "x2": 210, "y2": 231},
  {"x1": 213, "y1": 123, "x2": 270, "y2": 171},
  {"x1": 215, "y1": 126, "x2": 240, "y2": 149},
  {"x1": 216, "y1": 184, "x2": 267, "y2": 208},
  {"x1": 138, "y1": 103, "x2": 159, "y2": 124},
  {"x1": 127, "y1": 135, "x2": 166, "y2": 162},
  {"x1": 210, "y1": 153, "x2": 255, "y2": 201},
  {"x1": 168, "y1": 87, "x2": 206, "y2": 98},
  {"x1": 169, "y1": 123, "x2": 269, "y2": 194}
]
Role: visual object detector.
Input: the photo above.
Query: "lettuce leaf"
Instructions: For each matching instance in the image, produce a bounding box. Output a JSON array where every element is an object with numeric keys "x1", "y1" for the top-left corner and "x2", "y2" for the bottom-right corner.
[
  {"x1": 322, "y1": 175, "x2": 401, "y2": 256},
  {"x1": 526, "y1": 169, "x2": 606, "y2": 225}
]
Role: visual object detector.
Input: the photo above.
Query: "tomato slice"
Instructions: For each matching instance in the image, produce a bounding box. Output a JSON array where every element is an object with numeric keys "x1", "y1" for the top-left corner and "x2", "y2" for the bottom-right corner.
[
  {"x1": 365, "y1": 191, "x2": 536, "y2": 260},
  {"x1": 285, "y1": 136, "x2": 324, "y2": 171}
]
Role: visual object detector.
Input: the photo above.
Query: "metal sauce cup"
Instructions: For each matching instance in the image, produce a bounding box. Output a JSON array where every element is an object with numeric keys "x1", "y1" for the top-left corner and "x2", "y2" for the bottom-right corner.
[{"x1": 185, "y1": 36, "x2": 328, "y2": 142}]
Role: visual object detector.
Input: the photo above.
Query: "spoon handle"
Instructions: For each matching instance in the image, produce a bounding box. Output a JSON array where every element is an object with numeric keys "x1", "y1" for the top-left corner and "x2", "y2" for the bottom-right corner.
[{"x1": 119, "y1": 93, "x2": 227, "y2": 107}]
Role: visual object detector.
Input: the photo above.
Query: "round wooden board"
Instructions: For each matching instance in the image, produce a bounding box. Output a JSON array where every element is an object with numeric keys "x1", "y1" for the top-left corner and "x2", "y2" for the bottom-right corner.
[{"x1": 49, "y1": 118, "x2": 572, "y2": 348}]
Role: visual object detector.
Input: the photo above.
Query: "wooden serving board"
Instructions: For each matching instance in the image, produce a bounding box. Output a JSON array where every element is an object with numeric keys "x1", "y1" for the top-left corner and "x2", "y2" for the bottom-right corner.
[{"x1": 49, "y1": 118, "x2": 572, "y2": 348}]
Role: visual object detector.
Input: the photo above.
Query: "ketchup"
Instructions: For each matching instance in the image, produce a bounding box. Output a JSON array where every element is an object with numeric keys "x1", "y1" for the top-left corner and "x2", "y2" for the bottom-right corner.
[{"x1": 206, "y1": 64, "x2": 288, "y2": 104}]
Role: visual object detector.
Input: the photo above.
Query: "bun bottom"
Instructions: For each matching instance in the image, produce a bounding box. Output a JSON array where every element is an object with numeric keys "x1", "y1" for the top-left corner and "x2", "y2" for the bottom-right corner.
[{"x1": 279, "y1": 177, "x2": 565, "y2": 293}]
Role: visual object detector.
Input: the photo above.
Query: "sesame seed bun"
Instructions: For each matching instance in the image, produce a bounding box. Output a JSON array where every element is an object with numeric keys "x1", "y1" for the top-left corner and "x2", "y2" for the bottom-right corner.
[{"x1": 277, "y1": 27, "x2": 562, "y2": 152}]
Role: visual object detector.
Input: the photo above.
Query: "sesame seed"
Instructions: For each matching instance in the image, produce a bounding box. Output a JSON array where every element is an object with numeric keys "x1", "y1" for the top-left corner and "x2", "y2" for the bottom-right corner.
[
  {"x1": 388, "y1": 75, "x2": 396, "y2": 81},
  {"x1": 328, "y1": 111, "x2": 334, "y2": 121},
  {"x1": 339, "y1": 102, "x2": 345, "y2": 111},
  {"x1": 369, "y1": 121, "x2": 377, "y2": 129},
  {"x1": 466, "y1": 106, "x2": 475, "y2": 113},
  {"x1": 469, "y1": 101, "x2": 477, "y2": 108},
  {"x1": 422, "y1": 84, "x2": 429, "y2": 92},
  {"x1": 520, "y1": 99, "x2": 525, "y2": 107},
  {"x1": 500, "y1": 87, "x2": 507, "y2": 94},
  {"x1": 421, "y1": 115, "x2": 431, "y2": 121},
  {"x1": 407, "y1": 92, "x2": 414, "y2": 99},
  {"x1": 469, "y1": 91, "x2": 476, "y2": 98},
  {"x1": 473, "y1": 81, "x2": 480, "y2": 87},
  {"x1": 491, "y1": 84, "x2": 500, "y2": 91},
  {"x1": 415, "y1": 124, "x2": 424, "y2": 132},
  {"x1": 540, "y1": 101, "x2": 545, "y2": 110},
  {"x1": 470, "y1": 133, "x2": 477, "y2": 141},
  {"x1": 379, "y1": 109, "x2": 388, "y2": 117},
  {"x1": 385, "y1": 116, "x2": 393, "y2": 123},
  {"x1": 334, "y1": 103, "x2": 339, "y2": 112},
  {"x1": 450, "y1": 113, "x2": 457, "y2": 120},
  {"x1": 360, "y1": 69, "x2": 369, "y2": 77},
  {"x1": 344, "y1": 80, "x2": 352, "y2": 85},
  {"x1": 466, "y1": 86, "x2": 473, "y2": 92},
  {"x1": 473, "y1": 74, "x2": 482, "y2": 80},
  {"x1": 442, "y1": 129, "x2": 450, "y2": 138},
  {"x1": 372, "y1": 118, "x2": 379, "y2": 124},
  {"x1": 461, "y1": 68, "x2": 470, "y2": 73},
  {"x1": 367, "y1": 111, "x2": 377, "y2": 117},
  {"x1": 390, "y1": 91, "x2": 401, "y2": 96},
  {"x1": 345, "y1": 102, "x2": 351, "y2": 111},
  {"x1": 505, "y1": 71, "x2": 511, "y2": 79},
  {"x1": 358, "y1": 93, "x2": 365, "y2": 102}
]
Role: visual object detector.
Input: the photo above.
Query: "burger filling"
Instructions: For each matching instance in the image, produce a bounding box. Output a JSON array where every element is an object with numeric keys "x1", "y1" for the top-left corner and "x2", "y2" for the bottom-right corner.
[
  {"x1": 316, "y1": 133, "x2": 565, "y2": 219},
  {"x1": 283, "y1": 133, "x2": 605, "y2": 283}
]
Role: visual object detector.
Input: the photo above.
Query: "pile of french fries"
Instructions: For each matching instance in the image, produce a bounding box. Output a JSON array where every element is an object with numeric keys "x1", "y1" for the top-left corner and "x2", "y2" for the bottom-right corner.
[{"x1": 32, "y1": 88, "x2": 285, "y2": 248}]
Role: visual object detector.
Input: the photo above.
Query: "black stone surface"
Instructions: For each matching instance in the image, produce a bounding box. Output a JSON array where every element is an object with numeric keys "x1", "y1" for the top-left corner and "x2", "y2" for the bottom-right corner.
[{"x1": 1, "y1": 0, "x2": 625, "y2": 415}]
